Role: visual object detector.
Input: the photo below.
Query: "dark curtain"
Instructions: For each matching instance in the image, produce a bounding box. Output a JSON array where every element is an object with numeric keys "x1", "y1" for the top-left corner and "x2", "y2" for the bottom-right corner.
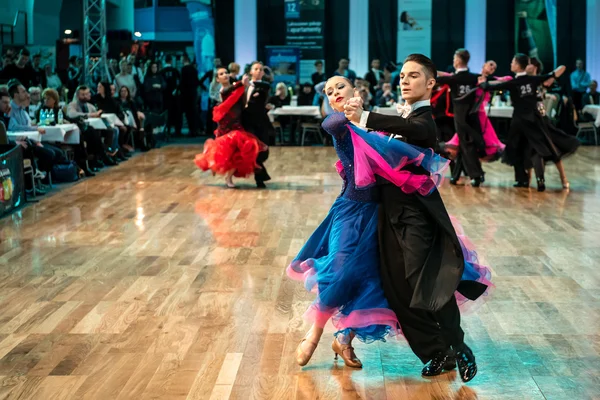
[
  {"x1": 324, "y1": 0, "x2": 349, "y2": 77},
  {"x1": 557, "y1": 0, "x2": 586, "y2": 92},
  {"x1": 431, "y1": 0, "x2": 466, "y2": 72},
  {"x1": 368, "y1": 0, "x2": 398, "y2": 67},
  {"x1": 213, "y1": 0, "x2": 235, "y2": 65},
  {"x1": 485, "y1": 0, "x2": 516, "y2": 76}
]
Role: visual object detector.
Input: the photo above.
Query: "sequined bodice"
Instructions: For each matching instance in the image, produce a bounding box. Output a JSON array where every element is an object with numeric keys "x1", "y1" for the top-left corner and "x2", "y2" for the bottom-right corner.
[{"x1": 322, "y1": 113, "x2": 377, "y2": 202}]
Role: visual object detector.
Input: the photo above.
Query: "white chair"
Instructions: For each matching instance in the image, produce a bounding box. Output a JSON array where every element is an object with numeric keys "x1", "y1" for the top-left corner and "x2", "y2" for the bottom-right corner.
[{"x1": 300, "y1": 122, "x2": 324, "y2": 146}]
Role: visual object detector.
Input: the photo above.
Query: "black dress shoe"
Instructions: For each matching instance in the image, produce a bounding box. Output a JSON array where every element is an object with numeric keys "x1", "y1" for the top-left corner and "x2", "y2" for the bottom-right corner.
[
  {"x1": 422, "y1": 351, "x2": 457, "y2": 377},
  {"x1": 471, "y1": 178, "x2": 482, "y2": 187},
  {"x1": 103, "y1": 156, "x2": 118, "y2": 166},
  {"x1": 513, "y1": 181, "x2": 528, "y2": 188},
  {"x1": 449, "y1": 178, "x2": 459, "y2": 185},
  {"x1": 90, "y1": 160, "x2": 104, "y2": 169},
  {"x1": 83, "y1": 168, "x2": 96, "y2": 177},
  {"x1": 256, "y1": 181, "x2": 267, "y2": 189},
  {"x1": 537, "y1": 178, "x2": 546, "y2": 192},
  {"x1": 455, "y1": 344, "x2": 477, "y2": 382}
]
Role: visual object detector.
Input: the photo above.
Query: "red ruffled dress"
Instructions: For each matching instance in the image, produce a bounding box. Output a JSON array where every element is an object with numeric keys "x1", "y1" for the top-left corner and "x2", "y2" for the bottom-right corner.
[{"x1": 195, "y1": 82, "x2": 267, "y2": 178}]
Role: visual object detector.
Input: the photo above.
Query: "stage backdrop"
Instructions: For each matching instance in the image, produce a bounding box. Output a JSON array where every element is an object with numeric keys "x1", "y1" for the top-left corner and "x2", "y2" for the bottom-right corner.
[
  {"x1": 514, "y1": 0, "x2": 557, "y2": 70},
  {"x1": 396, "y1": 0, "x2": 433, "y2": 60},
  {"x1": 284, "y1": 0, "x2": 326, "y2": 84}
]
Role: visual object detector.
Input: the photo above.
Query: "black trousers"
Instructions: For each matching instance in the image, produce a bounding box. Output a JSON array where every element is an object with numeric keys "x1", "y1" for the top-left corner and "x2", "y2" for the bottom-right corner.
[
  {"x1": 165, "y1": 94, "x2": 182, "y2": 135},
  {"x1": 254, "y1": 149, "x2": 270, "y2": 184},
  {"x1": 181, "y1": 94, "x2": 199, "y2": 135},
  {"x1": 572, "y1": 91, "x2": 583, "y2": 111},
  {"x1": 29, "y1": 143, "x2": 66, "y2": 173},
  {"x1": 378, "y1": 185, "x2": 464, "y2": 363},
  {"x1": 454, "y1": 109, "x2": 484, "y2": 180}
]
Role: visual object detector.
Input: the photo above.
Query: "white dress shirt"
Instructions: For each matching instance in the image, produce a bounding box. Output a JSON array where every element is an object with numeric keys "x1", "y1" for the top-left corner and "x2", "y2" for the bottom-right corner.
[{"x1": 358, "y1": 99, "x2": 431, "y2": 128}]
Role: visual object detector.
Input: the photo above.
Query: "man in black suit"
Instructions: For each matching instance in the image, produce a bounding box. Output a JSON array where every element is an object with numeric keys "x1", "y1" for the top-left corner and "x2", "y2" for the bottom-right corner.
[
  {"x1": 180, "y1": 54, "x2": 201, "y2": 136},
  {"x1": 344, "y1": 54, "x2": 486, "y2": 383},
  {"x1": 435, "y1": 49, "x2": 485, "y2": 186},
  {"x1": 364, "y1": 59, "x2": 384, "y2": 96},
  {"x1": 242, "y1": 61, "x2": 272, "y2": 188}
]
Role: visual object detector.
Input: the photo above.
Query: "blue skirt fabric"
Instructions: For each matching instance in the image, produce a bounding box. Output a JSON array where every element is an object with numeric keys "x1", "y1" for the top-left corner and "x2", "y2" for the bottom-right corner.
[{"x1": 287, "y1": 197, "x2": 400, "y2": 343}]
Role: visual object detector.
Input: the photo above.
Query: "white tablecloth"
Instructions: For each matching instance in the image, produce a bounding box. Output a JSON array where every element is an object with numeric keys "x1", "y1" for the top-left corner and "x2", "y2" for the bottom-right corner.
[
  {"x1": 86, "y1": 118, "x2": 108, "y2": 130},
  {"x1": 372, "y1": 106, "x2": 400, "y2": 116},
  {"x1": 582, "y1": 105, "x2": 600, "y2": 127},
  {"x1": 7, "y1": 131, "x2": 42, "y2": 142},
  {"x1": 487, "y1": 106, "x2": 514, "y2": 118},
  {"x1": 40, "y1": 124, "x2": 80, "y2": 144},
  {"x1": 269, "y1": 105, "x2": 321, "y2": 122},
  {"x1": 102, "y1": 113, "x2": 124, "y2": 127}
]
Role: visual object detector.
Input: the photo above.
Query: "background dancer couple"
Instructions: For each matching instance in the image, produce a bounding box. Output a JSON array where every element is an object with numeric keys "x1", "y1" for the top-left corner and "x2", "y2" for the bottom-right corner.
[
  {"x1": 195, "y1": 61, "x2": 271, "y2": 189},
  {"x1": 287, "y1": 54, "x2": 493, "y2": 383}
]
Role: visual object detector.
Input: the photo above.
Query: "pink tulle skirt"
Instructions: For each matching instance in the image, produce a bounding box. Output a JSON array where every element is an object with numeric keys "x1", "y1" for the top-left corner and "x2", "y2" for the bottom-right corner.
[{"x1": 445, "y1": 111, "x2": 506, "y2": 162}]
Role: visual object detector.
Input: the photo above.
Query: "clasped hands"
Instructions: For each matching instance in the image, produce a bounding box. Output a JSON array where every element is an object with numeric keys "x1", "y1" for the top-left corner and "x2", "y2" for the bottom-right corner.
[{"x1": 343, "y1": 97, "x2": 364, "y2": 124}]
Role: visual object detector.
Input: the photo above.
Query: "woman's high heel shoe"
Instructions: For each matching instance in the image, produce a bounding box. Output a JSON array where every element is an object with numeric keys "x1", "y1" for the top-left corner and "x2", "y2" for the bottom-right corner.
[
  {"x1": 296, "y1": 338, "x2": 318, "y2": 366},
  {"x1": 332, "y1": 339, "x2": 362, "y2": 368},
  {"x1": 562, "y1": 180, "x2": 570, "y2": 190}
]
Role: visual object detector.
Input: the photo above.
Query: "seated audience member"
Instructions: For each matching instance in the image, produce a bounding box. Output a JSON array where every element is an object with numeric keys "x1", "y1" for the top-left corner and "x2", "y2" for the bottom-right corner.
[
  {"x1": 117, "y1": 85, "x2": 147, "y2": 152},
  {"x1": 34, "y1": 87, "x2": 96, "y2": 178},
  {"x1": 28, "y1": 86, "x2": 42, "y2": 120},
  {"x1": 35, "y1": 88, "x2": 62, "y2": 124},
  {"x1": 0, "y1": 90, "x2": 10, "y2": 127},
  {"x1": 376, "y1": 82, "x2": 398, "y2": 107},
  {"x1": 67, "y1": 85, "x2": 118, "y2": 168},
  {"x1": 7, "y1": 80, "x2": 67, "y2": 184},
  {"x1": 297, "y1": 83, "x2": 315, "y2": 106},
  {"x1": 267, "y1": 82, "x2": 291, "y2": 108},
  {"x1": 92, "y1": 81, "x2": 129, "y2": 160}
]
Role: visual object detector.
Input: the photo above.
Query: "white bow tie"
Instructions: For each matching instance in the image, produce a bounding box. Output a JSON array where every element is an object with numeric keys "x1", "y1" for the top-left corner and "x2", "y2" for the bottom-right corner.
[{"x1": 396, "y1": 103, "x2": 412, "y2": 118}]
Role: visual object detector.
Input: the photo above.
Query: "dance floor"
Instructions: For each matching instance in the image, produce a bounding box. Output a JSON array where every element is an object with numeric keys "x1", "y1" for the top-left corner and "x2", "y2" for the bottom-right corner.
[{"x1": 1, "y1": 144, "x2": 599, "y2": 400}]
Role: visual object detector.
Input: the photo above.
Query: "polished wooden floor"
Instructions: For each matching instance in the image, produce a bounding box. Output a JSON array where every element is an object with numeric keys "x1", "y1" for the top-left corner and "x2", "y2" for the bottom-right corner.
[{"x1": 0, "y1": 144, "x2": 599, "y2": 400}]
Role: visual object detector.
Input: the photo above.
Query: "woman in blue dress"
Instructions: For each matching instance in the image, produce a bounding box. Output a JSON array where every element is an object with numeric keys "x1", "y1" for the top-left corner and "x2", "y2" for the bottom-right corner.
[{"x1": 287, "y1": 76, "x2": 492, "y2": 368}]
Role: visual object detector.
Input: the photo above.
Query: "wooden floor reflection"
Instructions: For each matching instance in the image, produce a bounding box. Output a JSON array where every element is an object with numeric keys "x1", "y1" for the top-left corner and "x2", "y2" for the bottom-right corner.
[{"x1": 1, "y1": 145, "x2": 599, "y2": 400}]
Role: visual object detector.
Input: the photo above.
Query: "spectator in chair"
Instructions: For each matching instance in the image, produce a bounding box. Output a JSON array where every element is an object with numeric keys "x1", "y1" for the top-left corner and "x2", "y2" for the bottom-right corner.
[
  {"x1": 67, "y1": 85, "x2": 118, "y2": 169},
  {"x1": 570, "y1": 59, "x2": 591, "y2": 111},
  {"x1": 7, "y1": 81, "x2": 67, "y2": 185}
]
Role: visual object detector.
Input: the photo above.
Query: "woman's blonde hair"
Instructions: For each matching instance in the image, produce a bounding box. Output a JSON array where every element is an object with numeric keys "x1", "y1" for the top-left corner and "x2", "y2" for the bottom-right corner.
[{"x1": 275, "y1": 82, "x2": 288, "y2": 95}]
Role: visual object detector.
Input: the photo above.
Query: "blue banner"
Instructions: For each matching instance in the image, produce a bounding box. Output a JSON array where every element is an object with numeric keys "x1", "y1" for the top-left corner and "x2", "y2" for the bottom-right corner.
[{"x1": 265, "y1": 46, "x2": 301, "y2": 87}]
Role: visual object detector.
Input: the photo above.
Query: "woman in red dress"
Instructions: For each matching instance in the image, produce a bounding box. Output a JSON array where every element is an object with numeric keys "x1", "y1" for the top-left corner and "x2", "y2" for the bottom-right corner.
[{"x1": 194, "y1": 67, "x2": 267, "y2": 188}]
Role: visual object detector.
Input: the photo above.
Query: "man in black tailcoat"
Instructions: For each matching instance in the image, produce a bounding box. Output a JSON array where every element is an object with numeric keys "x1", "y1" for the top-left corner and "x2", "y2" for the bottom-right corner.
[
  {"x1": 242, "y1": 61, "x2": 272, "y2": 188},
  {"x1": 344, "y1": 54, "x2": 488, "y2": 383}
]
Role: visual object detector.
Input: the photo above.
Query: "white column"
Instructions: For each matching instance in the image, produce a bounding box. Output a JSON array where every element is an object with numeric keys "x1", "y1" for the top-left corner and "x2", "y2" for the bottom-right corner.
[
  {"x1": 348, "y1": 0, "x2": 369, "y2": 77},
  {"x1": 587, "y1": 0, "x2": 600, "y2": 82},
  {"x1": 464, "y1": 0, "x2": 486, "y2": 70},
  {"x1": 234, "y1": 0, "x2": 257, "y2": 66}
]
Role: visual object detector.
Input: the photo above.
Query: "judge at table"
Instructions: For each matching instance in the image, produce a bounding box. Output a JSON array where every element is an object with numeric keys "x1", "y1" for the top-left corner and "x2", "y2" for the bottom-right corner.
[{"x1": 7, "y1": 81, "x2": 67, "y2": 183}]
